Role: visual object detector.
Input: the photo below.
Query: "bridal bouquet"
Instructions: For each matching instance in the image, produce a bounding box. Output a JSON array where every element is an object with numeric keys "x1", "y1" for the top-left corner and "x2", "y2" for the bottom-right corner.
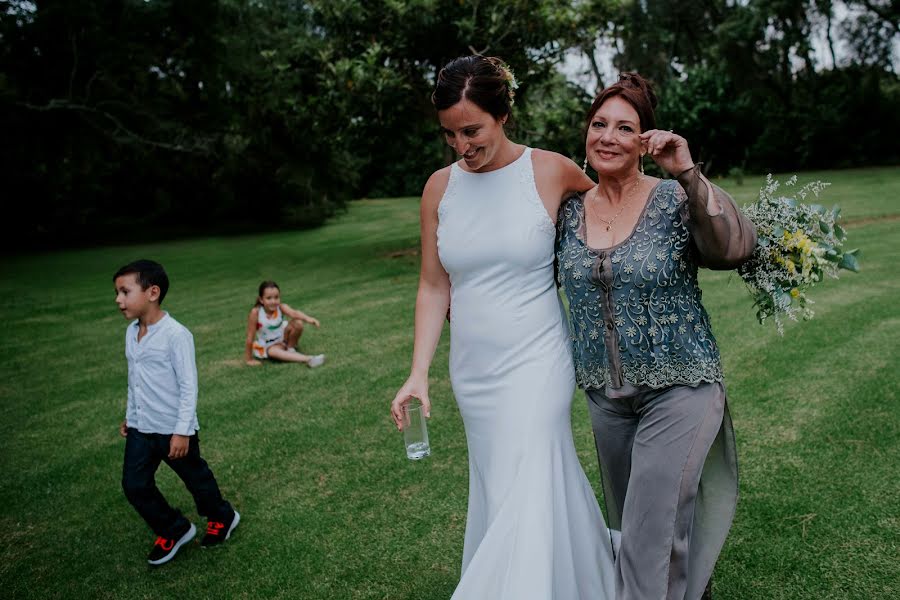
[{"x1": 738, "y1": 175, "x2": 859, "y2": 334}]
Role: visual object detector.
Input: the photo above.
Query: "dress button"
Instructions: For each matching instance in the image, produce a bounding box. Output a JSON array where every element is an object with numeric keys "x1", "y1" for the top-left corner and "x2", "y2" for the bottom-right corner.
[{"x1": 606, "y1": 322, "x2": 614, "y2": 331}]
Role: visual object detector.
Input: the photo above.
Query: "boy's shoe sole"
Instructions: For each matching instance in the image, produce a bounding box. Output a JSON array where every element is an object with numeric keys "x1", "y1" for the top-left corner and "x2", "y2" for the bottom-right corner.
[
  {"x1": 201, "y1": 510, "x2": 240, "y2": 548},
  {"x1": 308, "y1": 354, "x2": 325, "y2": 368},
  {"x1": 228, "y1": 510, "x2": 240, "y2": 539},
  {"x1": 148, "y1": 522, "x2": 196, "y2": 566}
]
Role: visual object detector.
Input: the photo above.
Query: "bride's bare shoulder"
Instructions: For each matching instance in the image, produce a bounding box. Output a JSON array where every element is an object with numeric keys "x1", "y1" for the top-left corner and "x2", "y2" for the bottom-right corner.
[
  {"x1": 421, "y1": 165, "x2": 453, "y2": 212},
  {"x1": 531, "y1": 148, "x2": 594, "y2": 196}
]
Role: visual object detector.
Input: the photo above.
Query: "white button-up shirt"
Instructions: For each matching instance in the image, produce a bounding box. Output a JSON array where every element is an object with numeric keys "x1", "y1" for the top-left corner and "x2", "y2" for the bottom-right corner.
[{"x1": 125, "y1": 313, "x2": 200, "y2": 436}]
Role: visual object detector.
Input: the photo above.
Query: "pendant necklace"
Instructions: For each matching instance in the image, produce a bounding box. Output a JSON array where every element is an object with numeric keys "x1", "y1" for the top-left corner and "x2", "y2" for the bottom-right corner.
[{"x1": 589, "y1": 176, "x2": 644, "y2": 231}]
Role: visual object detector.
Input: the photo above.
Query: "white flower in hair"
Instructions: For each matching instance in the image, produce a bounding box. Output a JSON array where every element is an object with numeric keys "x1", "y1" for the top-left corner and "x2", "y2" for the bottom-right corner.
[
  {"x1": 501, "y1": 65, "x2": 518, "y2": 105},
  {"x1": 505, "y1": 67, "x2": 519, "y2": 90}
]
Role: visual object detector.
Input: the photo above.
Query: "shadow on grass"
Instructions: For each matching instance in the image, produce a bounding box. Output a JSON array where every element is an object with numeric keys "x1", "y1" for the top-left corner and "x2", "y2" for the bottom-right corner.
[{"x1": 401, "y1": 576, "x2": 458, "y2": 600}]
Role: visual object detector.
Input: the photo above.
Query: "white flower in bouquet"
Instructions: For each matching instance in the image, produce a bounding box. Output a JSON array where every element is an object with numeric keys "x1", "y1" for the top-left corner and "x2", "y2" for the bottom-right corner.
[{"x1": 738, "y1": 175, "x2": 859, "y2": 334}]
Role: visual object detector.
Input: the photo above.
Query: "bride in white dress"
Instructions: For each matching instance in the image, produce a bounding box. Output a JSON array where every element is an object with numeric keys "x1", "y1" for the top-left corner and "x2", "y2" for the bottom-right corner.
[{"x1": 390, "y1": 55, "x2": 615, "y2": 599}]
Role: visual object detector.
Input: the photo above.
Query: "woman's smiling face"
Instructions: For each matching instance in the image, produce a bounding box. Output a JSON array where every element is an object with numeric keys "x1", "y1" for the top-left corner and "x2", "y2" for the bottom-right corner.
[
  {"x1": 585, "y1": 95, "x2": 644, "y2": 177},
  {"x1": 438, "y1": 98, "x2": 508, "y2": 172}
]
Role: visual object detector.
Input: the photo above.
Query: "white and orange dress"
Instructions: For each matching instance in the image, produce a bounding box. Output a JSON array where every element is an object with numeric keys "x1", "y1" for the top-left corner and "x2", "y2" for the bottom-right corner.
[{"x1": 251, "y1": 305, "x2": 288, "y2": 359}]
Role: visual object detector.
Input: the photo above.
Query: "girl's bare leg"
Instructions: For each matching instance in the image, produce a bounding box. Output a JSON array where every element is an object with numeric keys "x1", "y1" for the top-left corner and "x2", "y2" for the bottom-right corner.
[
  {"x1": 284, "y1": 320, "x2": 304, "y2": 349},
  {"x1": 267, "y1": 344, "x2": 312, "y2": 364}
]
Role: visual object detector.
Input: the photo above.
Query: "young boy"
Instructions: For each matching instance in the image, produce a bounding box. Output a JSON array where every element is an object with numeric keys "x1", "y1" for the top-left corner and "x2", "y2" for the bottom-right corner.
[{"x1": 114, "y1": 259, "x2": 239, "y2": 565}]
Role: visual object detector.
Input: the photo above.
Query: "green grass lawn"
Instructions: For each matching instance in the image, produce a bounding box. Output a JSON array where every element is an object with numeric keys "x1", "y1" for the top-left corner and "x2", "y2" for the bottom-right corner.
[{"x1": 1, "y1": 166, "x2": 898, "y2": 599}]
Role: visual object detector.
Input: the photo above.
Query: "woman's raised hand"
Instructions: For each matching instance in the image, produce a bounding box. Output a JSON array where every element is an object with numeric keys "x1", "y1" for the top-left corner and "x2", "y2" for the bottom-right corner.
[
  {"x1": 390, "y1": 375, "x2": 432, "y2": 430},
  {"x1": 640, "y1": 129, "x2": 694, "y2": 176}
]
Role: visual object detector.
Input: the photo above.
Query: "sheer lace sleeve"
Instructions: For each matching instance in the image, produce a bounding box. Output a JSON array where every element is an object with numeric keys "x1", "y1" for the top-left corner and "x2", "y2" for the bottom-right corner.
[{"x1": 677, "y1": 164, "x2": 757, "y2": 270}]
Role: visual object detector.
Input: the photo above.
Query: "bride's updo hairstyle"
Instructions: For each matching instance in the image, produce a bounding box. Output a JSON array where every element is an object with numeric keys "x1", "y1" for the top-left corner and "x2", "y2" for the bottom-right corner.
[
  {"x1": 586, "y1": 72, "x2": 658, "y2": 133},
  {"x1": 432, "y1": 55, "x2": 517, "y2": 122}
]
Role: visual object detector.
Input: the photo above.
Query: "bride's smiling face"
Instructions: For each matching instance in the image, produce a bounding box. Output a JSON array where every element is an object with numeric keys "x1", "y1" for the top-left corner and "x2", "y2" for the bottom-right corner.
[{"x1": 438, "y1": 98, "x2": 508, "y2": 172}]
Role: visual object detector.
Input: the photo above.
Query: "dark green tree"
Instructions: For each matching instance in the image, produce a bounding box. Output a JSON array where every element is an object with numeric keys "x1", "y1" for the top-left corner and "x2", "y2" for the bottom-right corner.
[{"x1": 1, "y1": 0, "x2": 897, "y2": 249}]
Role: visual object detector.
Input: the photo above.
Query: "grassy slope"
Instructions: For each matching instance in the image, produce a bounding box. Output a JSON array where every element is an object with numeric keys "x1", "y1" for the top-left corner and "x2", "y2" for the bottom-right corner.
[{"x1": 1, "y1": 166, "x2": 897, "y2": 599}]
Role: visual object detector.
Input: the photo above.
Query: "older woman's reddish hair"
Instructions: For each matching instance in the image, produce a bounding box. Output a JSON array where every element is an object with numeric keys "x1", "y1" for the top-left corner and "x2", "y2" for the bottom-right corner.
[{"x1": 586, "y1": 72, "x2": 658, "y2": 132}]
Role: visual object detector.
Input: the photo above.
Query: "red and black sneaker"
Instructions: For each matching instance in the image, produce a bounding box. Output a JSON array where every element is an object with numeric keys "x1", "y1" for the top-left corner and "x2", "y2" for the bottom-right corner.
[
  {"x1": 147, "y1": 521, "x2": 196, "y2": 565},
  {"x1": 200, "y1": 510, "x2": 240, "y2": 548}
]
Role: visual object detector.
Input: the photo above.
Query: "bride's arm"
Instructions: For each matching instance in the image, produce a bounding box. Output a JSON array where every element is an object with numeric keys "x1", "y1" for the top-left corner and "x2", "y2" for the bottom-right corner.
[
  {"x1": 532, "y1": 150, "x2": 594, "y2": 221},
  {"x1": 390, "y1": 168, "x2": 451, "y2": 430}
]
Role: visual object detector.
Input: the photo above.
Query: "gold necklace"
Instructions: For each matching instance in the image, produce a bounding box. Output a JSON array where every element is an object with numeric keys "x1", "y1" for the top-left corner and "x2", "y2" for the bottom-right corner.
[{"x1": 588, "y1": 176, "x2": 645, "y2": 231}]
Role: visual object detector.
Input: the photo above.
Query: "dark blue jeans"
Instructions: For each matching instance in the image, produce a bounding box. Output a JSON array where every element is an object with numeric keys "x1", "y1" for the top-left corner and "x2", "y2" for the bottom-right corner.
[{"x1": 122, "y1": 428, "x2": 233, "y2": 539}]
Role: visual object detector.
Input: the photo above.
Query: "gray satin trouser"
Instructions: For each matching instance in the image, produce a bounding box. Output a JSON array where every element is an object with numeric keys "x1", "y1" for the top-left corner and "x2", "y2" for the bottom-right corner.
[{"x1": 586, "y1": 382, "x2": 738, "y2": 600}]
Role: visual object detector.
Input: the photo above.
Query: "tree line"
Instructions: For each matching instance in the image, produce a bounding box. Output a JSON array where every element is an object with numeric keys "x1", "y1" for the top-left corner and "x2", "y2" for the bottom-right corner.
[{"x1": 1, "y1": 0, "x2": 897, "y2": 249}]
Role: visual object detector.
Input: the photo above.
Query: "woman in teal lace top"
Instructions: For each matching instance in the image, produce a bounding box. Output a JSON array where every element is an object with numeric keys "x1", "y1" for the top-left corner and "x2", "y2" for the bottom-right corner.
[{"x1": 556, "y1": 73, "x2": 757, "y2": 600}]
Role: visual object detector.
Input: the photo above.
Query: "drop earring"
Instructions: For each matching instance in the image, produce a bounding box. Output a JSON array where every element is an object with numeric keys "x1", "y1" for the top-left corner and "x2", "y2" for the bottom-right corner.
[
  {"x1": 639, "y1": 153, "x2": 645, "y2": 175},
  {"x1": 582, "y1": 157, "x2": 589, "y2": 172}
]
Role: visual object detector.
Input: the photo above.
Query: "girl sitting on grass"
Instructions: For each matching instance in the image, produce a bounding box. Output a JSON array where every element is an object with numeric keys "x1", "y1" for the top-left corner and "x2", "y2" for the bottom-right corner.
[{"x1": 244, "y1": 280, "x2": 325, "y2": 367}]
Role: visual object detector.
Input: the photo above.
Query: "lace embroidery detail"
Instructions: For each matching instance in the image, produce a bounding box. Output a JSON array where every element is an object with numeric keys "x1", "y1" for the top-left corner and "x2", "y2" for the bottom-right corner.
[
  {"x1": 556, "y1": 180, "x2": 725, "y2": 390},
  {"x1": 517, "y1": 148, "x2": 557, "y2": 236},
  {"x1": 575, "y1": 359, "x2": 723, "y2": 390}
]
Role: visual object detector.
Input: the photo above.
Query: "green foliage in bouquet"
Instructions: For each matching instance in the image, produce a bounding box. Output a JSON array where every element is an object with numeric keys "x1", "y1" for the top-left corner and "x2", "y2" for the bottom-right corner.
[{"x1": 738, "y1": 175, "x2": 859, "y2": 333}]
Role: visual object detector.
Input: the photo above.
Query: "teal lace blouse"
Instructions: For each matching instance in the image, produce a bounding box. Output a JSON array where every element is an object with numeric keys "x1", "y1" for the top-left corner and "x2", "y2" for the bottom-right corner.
[{"x1": 555, "y1": 170, "x2": 757, "y2": 390}]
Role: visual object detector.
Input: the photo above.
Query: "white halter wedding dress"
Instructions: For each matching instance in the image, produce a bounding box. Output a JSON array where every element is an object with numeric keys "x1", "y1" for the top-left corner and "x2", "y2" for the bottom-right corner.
[{"x1": 437, "y1": 148, "x2": 615, "y2": 599}]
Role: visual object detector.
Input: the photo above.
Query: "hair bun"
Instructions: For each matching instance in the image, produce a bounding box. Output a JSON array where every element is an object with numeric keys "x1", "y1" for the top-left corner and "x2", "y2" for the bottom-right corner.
[
  {"x1": 483, "y1": 56, "x2": 518, "y2": 106},
  {"x1": 585, "y1": 70, "x2": 659, "y2": 132},
  {"x1": 432, "y1": 55, "x2": 516, "y2": 120},
  {"x1": 618, "y1": 72, "x2": 658, "y2": 111}
]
